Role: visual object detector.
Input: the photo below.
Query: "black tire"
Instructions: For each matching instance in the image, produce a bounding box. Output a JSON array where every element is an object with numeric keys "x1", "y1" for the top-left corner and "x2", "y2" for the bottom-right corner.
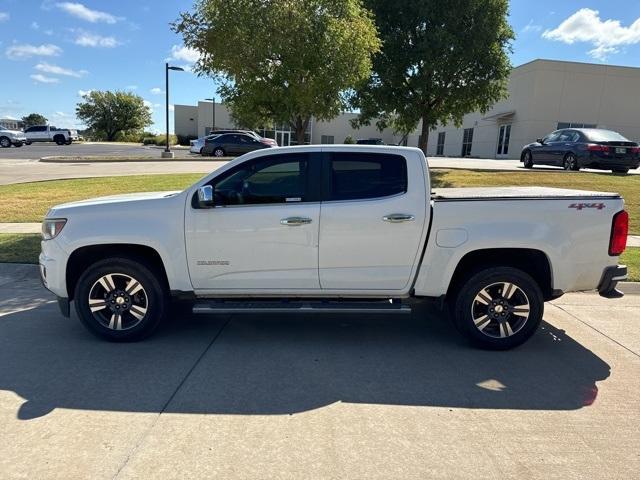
[
  {"x1": 54, "y1": 135, "x2": 65, "y2": 146},
  {"x1": 613, "y1": 168, "x2": 629, "y2": 174},
  {"x1": 450, "y1": 266, "x2": 544, "y2": 350},
  {"x1": 0, "y1": 136, "x2": 11, "y2": 148},
  {"x1": 65, "y1": 139, "x2": 72, "y2": 145},
  {"x1": 523, "y1": 150, "x2": 533, "y2": 168},
  {"x1": 563, "y1": 153, "x2": 579, "y2": 171},
  {"x1": 15, "y1": 142, "x2": 22, "y2": 148},
  {"x1": 74, "y1": 257, "x2": 168, "y2": 342},
  {"x1": 213, "y1": 147, "x2": 225, "y2": 157},
  {"x1": 25, "y1": 141, "x2": 32, "y2": 145}
]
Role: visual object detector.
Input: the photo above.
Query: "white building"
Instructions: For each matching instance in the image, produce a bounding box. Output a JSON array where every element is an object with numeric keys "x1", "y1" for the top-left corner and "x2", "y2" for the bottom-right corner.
[{"x1": 174, "y1": 59, "x2": 640, "y2": 159}]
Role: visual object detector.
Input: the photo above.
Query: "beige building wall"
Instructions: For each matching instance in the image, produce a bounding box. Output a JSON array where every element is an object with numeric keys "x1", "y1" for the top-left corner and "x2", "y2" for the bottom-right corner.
[
  {"x1": 175, "y1": 59, "x2": 640, "y2": 155},
  {"x1": 427, "y1": 59, "x2": 640, "y2": 159}
]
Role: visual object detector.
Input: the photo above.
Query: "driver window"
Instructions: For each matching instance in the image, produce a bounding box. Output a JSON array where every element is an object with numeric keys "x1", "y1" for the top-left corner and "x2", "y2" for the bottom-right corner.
[{"x1": 211, "y1": 154, "x2": 309, "y2": 205}]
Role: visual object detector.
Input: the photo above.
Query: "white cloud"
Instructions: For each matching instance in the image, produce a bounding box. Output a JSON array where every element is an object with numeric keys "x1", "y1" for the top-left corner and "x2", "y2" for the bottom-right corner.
[
  {"x1": 543, "y1": 9, "x2": 640, "y2": 60},
  {"x1": 78, "y1": 89, "x2": 93, "y2": 97},
  {"x1": 35, "y1": 62, "x2": 88, "y2": 78},
  {"x1": 74, "y1": 31, "x2": 120, "y2": 48},
  {"x1": 167, "y1": 45, "x2": 200, "y2": 64},
  {"x1": 31, "y1": 73, "x2": 60, "y2": 84},
  {"x1": 125, "y1": 85, "x2": 137, "y2": 90},
  {"x1": 150, "y1": 87, "x2": 163, "y2": 95},
  {"x1": 0, "y1": 12, "x2": 10, "y2": 22},
  {"x1": 522, "y1": 20, "x2": 542, "y2": 34},
  {"x1": 31, "y1": 21, "x2": 40, "y2": 30},
  {"x1": 56, "y1": 2, "x2": 120, "y2": 23},
  {"x1": 6, "y1": 43, "x2": 62, "y2": 60},
  {"x1": 143, "y1": 99, "x2": 154, "y2": 114}
]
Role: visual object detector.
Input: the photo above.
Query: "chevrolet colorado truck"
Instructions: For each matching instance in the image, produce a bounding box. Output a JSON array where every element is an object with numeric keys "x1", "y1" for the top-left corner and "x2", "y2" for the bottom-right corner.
[
  {"x1": 24, "y1": 125, "x2": 78, "y2": 145},
  {"x1": 39, "y1": 146, "x2": 629, "y2": 349}
]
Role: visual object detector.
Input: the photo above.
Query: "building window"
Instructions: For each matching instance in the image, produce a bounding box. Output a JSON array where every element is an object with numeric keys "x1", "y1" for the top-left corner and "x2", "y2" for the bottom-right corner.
[
  {"x1": 436, "y1": 132, "x2": 445, "y2": 155},
  {"x1": 557, "y1": 122, "x2": 597, "y2": 129},
  {"x1": 321, "y1": 135, "x2": 335, "y2": 144},
  {"x1": 461, "y1": 128, "x2": 474, "y2": 157},
  {"x1": 496, "y1": 124, "x2": 511, "y2": 156}
]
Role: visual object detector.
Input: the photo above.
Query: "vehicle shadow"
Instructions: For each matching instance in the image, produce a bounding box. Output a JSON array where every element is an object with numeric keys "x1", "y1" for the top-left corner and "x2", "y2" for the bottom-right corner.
[{"x1": 0, "y1": 297, "x2": 610, "y2": 420}]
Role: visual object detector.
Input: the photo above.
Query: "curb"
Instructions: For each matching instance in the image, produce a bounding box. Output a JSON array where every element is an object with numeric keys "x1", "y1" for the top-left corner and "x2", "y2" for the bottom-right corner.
[{"x1": 39, "y1": 156, "x2": 231, "y2": 163}]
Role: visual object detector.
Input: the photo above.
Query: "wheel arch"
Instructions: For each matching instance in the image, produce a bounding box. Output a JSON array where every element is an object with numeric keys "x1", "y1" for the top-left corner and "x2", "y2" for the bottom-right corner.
[
  {"x1": 446, "y1": 248, "x2": 554, "y2": 301},
  {"x1": 520, "y1": 149, "x2": 531, "y2": 161},
  {"x1": 66, "y1": 243, "x2": 169, "y2": 301}
]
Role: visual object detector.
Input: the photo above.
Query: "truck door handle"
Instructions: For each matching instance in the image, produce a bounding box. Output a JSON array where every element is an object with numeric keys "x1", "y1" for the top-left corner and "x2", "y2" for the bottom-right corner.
[
  {"x1": 383, "y1": 214, "x2": 415, "y2": 223},
  {"x1": 280, "y1": 216, "x2": 313, "y2": 226}
]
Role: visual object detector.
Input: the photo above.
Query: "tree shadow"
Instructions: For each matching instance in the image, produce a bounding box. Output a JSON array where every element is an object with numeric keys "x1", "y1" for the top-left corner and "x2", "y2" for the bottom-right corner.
[{"x1": 0, "y1": 297, "x2": 610, "y2": 420}]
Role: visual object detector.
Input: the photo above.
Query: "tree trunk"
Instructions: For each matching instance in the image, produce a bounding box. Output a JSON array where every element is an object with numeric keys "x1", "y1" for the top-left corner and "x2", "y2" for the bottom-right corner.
[
  {"x1": 418, "y1": 116, "x2": 430, "y2": 154},
  {"x1": 293, "y1": 116, "x2": 310, "y2": 146}
]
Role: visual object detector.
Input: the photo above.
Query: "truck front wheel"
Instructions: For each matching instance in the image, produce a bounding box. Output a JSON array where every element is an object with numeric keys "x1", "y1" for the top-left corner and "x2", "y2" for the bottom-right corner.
[
  {"x1": 451, "y1": 267, "x2": 543, "y2": 350},
  {"x1": 54, "y1": 135, "x2": 65, "y2": 145},
  {"x1": 74, "y1": 257, "x2": 168, "y2": 341}
]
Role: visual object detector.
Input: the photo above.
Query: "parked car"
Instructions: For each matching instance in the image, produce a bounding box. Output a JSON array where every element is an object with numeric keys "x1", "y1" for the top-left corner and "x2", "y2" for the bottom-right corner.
[
  {"x1": 356, "y1": 138, "x2": 385, "y2": 145},
  {"x1": 521, "y1": 128, "x2": 640, "y2": 174},
  {"x1": 190, "y1": 134, "x2": 220, "y2": 154},
  {"x1": 210, "y1": 129, "x2": 278, "y2": 147},
  {"x1": 201, "y1": 132, "x2": 274, "y2": 157},
  {"x1": 40, "y1": 145, "x2": 629, "y2": 349},
  {"x1": 24, "y1": 125, "x2": 79, "y2": 145},
  {"x1": 190, "y1": 131, "x2": 277, "y2": 154},
  {"x1": 0, "y1": 126, "x2": 27, "y2": 148}
]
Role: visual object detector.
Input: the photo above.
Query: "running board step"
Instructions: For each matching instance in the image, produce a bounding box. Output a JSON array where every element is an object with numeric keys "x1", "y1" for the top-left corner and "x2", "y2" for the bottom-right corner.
[{"x1": 192, "y1": 299, "x2": 412, "y2": 315}]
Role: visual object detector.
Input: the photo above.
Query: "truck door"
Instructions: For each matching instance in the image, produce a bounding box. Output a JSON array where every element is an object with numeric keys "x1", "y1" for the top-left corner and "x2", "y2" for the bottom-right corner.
[
  {"x1": 185, "y1": 151, "x2": 322, "y2": 290},
  {"x1": 318, "y1": 150, "x2": 428, "y2": 291}
]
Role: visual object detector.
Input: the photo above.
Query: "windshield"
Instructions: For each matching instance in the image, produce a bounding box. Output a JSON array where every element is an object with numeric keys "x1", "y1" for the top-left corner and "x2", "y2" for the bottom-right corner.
[{"x1": 583, "y1": 129, "x2": 630, "y2": 142}]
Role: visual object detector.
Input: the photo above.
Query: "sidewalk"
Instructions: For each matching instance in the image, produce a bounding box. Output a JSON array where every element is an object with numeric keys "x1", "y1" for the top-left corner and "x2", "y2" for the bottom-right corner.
[{"x1": 2, "y1": 222, "x2": 639, "y2": 248}]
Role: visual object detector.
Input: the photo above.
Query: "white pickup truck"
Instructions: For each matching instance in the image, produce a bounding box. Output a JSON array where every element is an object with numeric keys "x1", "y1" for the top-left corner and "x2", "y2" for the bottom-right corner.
[
  {"x1": 39, "y1": 146, "x2": 629, "y2": 349},
  {"x1": 24, "y1": 125, "x2": 78, "y2": 145}
]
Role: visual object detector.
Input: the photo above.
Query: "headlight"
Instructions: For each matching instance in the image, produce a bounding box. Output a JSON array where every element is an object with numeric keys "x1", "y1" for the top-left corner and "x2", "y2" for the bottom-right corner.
[{"x1": 42, "y1": 218, "x2": 67, "y2": 240}]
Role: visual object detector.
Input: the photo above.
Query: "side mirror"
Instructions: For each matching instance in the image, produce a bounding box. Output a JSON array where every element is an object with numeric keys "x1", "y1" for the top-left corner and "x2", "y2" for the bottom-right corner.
[
  {"x1": 536, "y1": 138, "x2": 544, "y2": 144},
  {"x1": 197, "y1": 185, "x2": 215, "y2": 208}
]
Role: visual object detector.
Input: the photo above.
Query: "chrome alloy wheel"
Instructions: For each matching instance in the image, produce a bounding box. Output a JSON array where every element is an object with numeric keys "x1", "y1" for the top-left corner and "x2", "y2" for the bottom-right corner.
[
  {"x1": 471, "y1": 282, "x2": 530, "y2": 339},
  {"x1": 88, "y1": 273, "x2": 148, "y2": 331}
]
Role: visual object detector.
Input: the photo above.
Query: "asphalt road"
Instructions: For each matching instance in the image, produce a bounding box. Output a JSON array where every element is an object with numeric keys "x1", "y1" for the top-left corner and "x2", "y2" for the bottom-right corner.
[
  {"x1": 0, "y1": 264, "x2": 638, "y2": 479},
  {"x1": 0, "y1": 143, "x2": 638, "y2": 185},
  {"x1": 0, "y1": 142, "x2": 194, "y2": 160}
]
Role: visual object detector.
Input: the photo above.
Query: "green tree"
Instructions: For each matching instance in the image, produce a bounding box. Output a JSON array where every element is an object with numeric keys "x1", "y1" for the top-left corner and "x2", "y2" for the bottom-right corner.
[
  {"x1": 21, "y1": 113, "x2": 48, "y2": 128},
  {"x1": 173, "y1": 0, "x2": 381, "y2": 145},
  {"x1": 75, "y1": 91, "x2": 152, "y2": 141},
  {"x1": 351, "y1": 0, "x2": 514, "y2": 153}
]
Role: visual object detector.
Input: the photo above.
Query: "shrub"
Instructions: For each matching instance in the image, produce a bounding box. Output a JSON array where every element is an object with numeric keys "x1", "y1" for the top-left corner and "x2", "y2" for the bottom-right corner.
[
  {"x1": 154, "y1": 134, "x2": 178, "y2": 146},
  {"x1": 177, "y1": 134, "x2": 198, "y2": 146},
  {"x1": 344, "y1": 135, "x2": 355, "y2": 144},
  {"x1": 142, "y1": 137, "x2": 157, "y2": 145}
]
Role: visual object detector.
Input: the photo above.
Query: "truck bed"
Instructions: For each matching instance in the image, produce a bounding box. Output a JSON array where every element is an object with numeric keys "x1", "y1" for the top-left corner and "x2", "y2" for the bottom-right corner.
[{"x1": 432, "y1": 186, "x2": 621, "y2": 201}]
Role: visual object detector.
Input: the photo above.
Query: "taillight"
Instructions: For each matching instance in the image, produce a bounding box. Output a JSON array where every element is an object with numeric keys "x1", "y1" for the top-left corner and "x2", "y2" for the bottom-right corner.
[
  {"x1": 609, "y1": 210, "x2": 628, "y2": 256},
  {"x1": 588, "y1": 144, "x2": 610, "y2": 152},
  {"x1": 631, "y1": 146, "x2": 640, "y2": 154}
]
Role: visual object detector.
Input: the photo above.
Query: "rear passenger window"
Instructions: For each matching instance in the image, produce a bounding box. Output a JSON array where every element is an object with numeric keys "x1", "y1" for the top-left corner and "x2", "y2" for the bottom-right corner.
[{"x1": 327, "y1": 153, "x2": 407, "y2": 201}]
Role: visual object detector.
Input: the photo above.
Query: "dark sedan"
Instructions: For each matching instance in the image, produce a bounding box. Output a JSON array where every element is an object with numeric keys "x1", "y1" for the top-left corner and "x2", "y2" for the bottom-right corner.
[
  {"x1": 202, "y1": 133, "x2": 274, "y2": 157},
  {"x1": 521, "y1": 128, "x2": 640, "y2": 174}
]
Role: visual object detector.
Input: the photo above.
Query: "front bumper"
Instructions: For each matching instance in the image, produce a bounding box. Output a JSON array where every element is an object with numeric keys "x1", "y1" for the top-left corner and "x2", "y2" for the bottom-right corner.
[
  {"x1": 12, "y1": 138, "x2": 26, "y2": 145},
  {"x1": 597, "y1": 265, "x2": 627, "y2": 298}
]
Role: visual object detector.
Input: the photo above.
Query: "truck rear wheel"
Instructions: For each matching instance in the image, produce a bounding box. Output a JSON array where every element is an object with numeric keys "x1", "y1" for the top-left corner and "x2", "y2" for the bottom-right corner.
[
  {"x1": 74, "y1": 257, "x2": 168, "y2": 341},
  {"x1": 450, "y1": 267, "x2": 543, "y2": 350}
]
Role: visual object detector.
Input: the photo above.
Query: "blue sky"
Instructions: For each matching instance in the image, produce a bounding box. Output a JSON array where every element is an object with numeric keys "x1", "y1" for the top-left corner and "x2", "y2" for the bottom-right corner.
[{"x1": 1, "y1": 0, "x2": 639, "y2": 132}]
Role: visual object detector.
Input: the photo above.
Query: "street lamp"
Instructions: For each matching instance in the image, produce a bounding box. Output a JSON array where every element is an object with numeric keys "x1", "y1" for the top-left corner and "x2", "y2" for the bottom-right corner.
[
  {"x1": 162, "y1": 63, "x2": 185, "y2": 158},
  {"x1": 205, "y1": 97, "x2": 215, "y2": 134}
]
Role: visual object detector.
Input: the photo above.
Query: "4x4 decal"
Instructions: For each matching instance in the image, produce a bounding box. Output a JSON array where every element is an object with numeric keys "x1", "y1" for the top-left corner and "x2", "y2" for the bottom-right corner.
[{"x1": 569, "y1": 202, "x2": 606, "y2": 210}]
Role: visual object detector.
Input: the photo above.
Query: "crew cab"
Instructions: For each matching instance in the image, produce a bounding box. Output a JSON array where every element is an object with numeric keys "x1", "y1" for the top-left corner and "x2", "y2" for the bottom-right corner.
[
  {"x1": 25, "y1": 125, "x2": 78, "y2": 145},
  {"x1": 39, "y1": 146, "x2": 629, "y2": 349}
]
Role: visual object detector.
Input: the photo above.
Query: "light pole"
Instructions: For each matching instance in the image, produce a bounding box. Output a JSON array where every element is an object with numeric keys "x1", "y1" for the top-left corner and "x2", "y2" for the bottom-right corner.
[
  {"x1": 205, "y1": 96, "x2": 215, "y2": 134},
  {"x1": 162, "y1": 63, "x2": 185, "y2": 158}
]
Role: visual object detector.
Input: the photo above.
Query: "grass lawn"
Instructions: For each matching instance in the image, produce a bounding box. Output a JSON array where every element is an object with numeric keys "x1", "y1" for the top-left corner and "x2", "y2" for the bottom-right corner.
[{"x1": 0, "y1": 169, "x2": 637, "y2": 232}]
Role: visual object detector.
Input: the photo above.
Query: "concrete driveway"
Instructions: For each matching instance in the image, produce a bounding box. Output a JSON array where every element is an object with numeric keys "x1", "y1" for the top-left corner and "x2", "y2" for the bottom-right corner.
[{"x1": 0, "y1": 264, "x2": 638, "y2": 479}]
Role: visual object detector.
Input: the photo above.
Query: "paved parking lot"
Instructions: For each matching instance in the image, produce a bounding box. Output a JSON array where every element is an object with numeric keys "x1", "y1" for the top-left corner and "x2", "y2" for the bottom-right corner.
[
  {"x1": 1, "y1": 143, "x2": 638, "y2": 185},
  {"x1": 0, "y1": 264, "x2": 638, "y2": 479}
]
